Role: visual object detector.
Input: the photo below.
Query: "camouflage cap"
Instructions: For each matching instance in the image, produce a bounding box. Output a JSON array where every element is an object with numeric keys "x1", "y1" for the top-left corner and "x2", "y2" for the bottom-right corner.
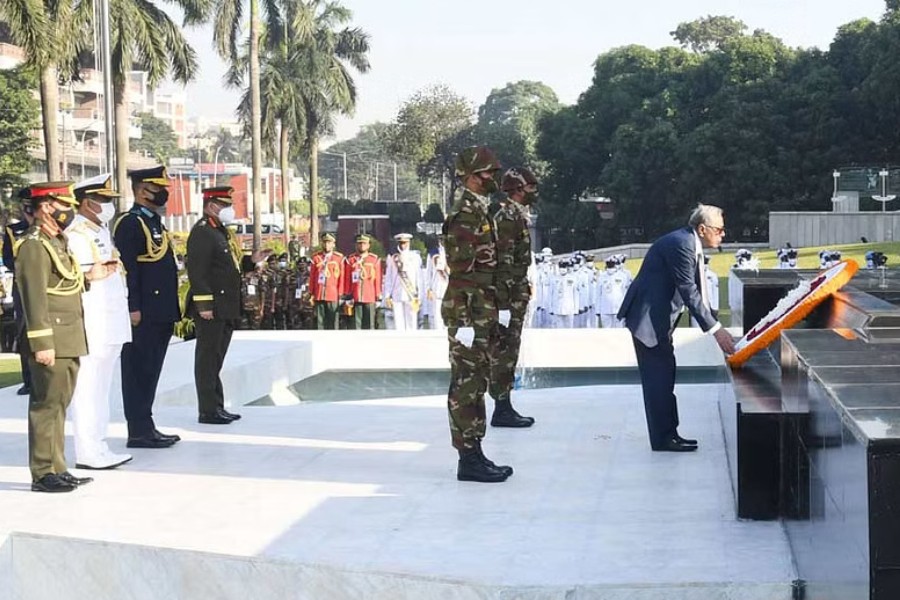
[
  {"x1": 454, "y1": 146, "x2": 501, "y2": 178},
  {"x1": 501, "y1": 167, "x2": 538, "y2": 192}
]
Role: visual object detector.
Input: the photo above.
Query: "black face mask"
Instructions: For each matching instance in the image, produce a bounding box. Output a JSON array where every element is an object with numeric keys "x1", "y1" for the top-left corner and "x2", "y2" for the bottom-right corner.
[
  {"x1": 148, "y1": 189, "x2": 169, "y2": 206},
  {"x1": 51, "y1": 206, "x2": 75, "y2": 230}
]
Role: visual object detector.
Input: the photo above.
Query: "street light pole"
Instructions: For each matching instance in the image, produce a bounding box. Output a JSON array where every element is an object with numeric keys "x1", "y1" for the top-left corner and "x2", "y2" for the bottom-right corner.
[
  {"x1": 374, "y1": 162, "x2": 379, "y2": 201},
  {"x1": 393, "y1": 162, "x2": 397, "y2": 202},
  {"x1": 213, "y1": 146, "x2": 222, "y2": 186},
  {"x1": 99, "y1": 0, "x2": 116, "y2": 184}
]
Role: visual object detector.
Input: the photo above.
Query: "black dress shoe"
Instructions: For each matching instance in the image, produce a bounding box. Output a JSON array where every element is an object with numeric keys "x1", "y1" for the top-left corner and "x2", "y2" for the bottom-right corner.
[
  {"x1": 154, "y1": 429, "x2": 181, "y2": 443},
  {"x1": 31, "y1": 473, "x2": 76, "y2": 493},
  {"x1": 674, "y1": 433, "x2": 698, "y2": 446},
  {"x1": 653, "y1": 438, "x2": 698, "y2": 452},
  {"x1": 58, "y1": 471, "x2": 93, "y2": 486},
  {"x1": 16, "y1": 385, "x2": 30, "y2": 396},
  {"x1": 219, "y1": 408, "x2": 241, "y2": 421},
  {"x1": 127, "y1": 435, "x2": 176, "y2": 449},
  {"x1": 198, "y1": 412, "x2": 232, "y2": 425}
]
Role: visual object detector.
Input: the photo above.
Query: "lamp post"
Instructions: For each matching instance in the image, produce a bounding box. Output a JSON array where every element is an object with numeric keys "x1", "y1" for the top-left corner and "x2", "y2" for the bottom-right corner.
[
  {"x1": 872, "y1": 168, "x2": 896, "y2": 213},
  {"x1": 320, "y1": 150, "x2": 348, "y2": 199},
  {"x1": 212, "y1": 145, "x2": 222, "y2": 186}
]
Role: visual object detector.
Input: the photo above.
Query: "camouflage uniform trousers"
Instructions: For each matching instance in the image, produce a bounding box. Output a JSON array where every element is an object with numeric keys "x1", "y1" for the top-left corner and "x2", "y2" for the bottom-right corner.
[
  {"x1": 489, "y1": 281, "x2": 531, "y2": 399},
  {"x1": 445, "y1": 286, "x2": 498, "y2": 451}
]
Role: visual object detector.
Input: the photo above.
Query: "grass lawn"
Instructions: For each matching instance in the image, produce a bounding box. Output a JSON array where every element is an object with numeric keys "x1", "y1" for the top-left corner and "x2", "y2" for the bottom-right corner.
[{"x1": 0, "y1": 356, "x2": 22, "y2": 389}]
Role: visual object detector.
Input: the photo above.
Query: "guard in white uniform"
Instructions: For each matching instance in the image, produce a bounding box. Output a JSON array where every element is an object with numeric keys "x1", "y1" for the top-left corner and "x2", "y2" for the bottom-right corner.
[
  {"x1": 424, "y1": 237, "x2": 449, "y2": 329},
  {"x1": 67, "y1": 174, "x2": 133, "y2": 469},
  {"x1": 597, "y1": 257, "x2": 631, "y2": 328},
  {"x1": 384, "y1": 233, "x2": 423, "y2": 330},
  {"x1": 552, "y1": 259, "x2": 579, "y2": 328}
]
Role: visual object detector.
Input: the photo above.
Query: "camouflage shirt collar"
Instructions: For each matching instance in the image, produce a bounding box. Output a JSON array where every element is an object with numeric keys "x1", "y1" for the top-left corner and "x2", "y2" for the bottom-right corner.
[{"x1": 463, "y1": 188, "x2": 491, "y2": 207}]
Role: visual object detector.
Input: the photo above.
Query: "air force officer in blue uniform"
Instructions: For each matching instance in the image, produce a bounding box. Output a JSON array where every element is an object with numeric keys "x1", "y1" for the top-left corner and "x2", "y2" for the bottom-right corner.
[{"x1": 617, "y1": 204, "x2": 736, "y2": 452}]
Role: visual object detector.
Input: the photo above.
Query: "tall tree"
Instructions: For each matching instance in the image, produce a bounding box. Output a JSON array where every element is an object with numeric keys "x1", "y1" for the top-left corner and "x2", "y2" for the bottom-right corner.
[
  {"x1": 106, "y1": 0, "x2": 200, "y2": 206},
  {"x1": 193, "y1": 0, "x2": 282, "y2": 249},
  {"x1": 475, "y1": 80, "x2": 560, "y2": 177},
  {"x1": 131, "y1": 112, "x2": 180, "y2": 163},
  {"x1": 1, "y1": 0, "x2": 81, "y2": 180},
  {"x1": 0, "y1": 66, "x2": 41, "y2": 178},
  {"x1": 383, "y1": 84, "x2": 474, "y2": 209}
]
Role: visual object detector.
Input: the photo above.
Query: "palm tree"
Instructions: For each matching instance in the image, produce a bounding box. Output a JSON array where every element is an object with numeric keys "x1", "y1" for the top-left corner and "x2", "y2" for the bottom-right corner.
[
  {"x1": 230, "y1": 0, "x2": 368, "y2": 246},
  {"x1": 290, "y1": 0, "x2": 370, "y2": 243},
  {"x1": 193, "y1": 0, "x2": 281, "y2": 250},
  {"x1": 105, "y1": 0, "x2": 201, "y2": 205},
  {"x1": 1, "y1": 0, "x2": 82, "y2": 180},
  {"x1": 231, "y1": 26, "x2": 308, "y2": 245}
]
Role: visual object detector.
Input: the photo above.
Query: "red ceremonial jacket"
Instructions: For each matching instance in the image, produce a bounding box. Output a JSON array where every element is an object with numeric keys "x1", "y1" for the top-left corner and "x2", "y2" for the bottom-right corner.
[
  {"x1": 345, "y1": 252, "x2": 382, "y2": 303},
  {"x1": 309, "y1": 250, "x2": 345, "y2": 302}
]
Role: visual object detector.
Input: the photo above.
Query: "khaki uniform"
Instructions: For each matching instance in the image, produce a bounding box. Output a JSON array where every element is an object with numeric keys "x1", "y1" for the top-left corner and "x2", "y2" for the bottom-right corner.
[{"x1": 16, "y1": 226, "x2": 88, "y2": 481}]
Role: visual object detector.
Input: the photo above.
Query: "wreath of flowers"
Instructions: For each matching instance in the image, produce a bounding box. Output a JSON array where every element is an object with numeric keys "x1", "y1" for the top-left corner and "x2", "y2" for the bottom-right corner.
[{"x1": 727, "y1": 259, "x2": 859, "y2": 368}]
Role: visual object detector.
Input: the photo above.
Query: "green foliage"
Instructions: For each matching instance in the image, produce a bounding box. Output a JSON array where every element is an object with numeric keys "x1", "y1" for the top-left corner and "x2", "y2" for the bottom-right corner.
[
  {"x1": 382, "y1": 84, "x2": 475, "y2": 185},
  {"x1": 290, "y1": 198, "x2": 328, "y2": 217},
  {"x1": 366, "y1": 236, "x2": 386, "y2": 258},
  {"x1": 132, "y1": 112, "x2": 181, "y2": 164},
  {"x1": 474, "y1": 81, "x2": 561, "y2": 178},
  {"x1": 0, "y1": 67, "x2": 40, "y2": 178},
  {"x1": 535, "y1": 12, "x2": 900, "y2": 247},
  {"x1": 671, "y1": 15, "x2": 748, "y2": 53},
  {"x1": 422, "y1": 203, "x2": 444, "y2": 223},
  {"x1": 386, "y1": 202, "x2": 422, "y2": 235},
  {"x1": 330, "y1": 198, "x2": 354, "y2": 220},
  {"x1": 324, "y1": 123, "x2": 421, "y2": 202}
]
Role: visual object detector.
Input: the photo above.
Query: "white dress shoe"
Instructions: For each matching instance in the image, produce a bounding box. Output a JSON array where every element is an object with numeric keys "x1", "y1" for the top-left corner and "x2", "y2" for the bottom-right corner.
[{"x1": 75, "y1": 451, "x2": 133, "y2": 470}]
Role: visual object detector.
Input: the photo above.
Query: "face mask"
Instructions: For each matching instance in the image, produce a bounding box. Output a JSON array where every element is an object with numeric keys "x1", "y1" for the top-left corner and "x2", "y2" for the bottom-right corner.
[
  {"x1": 148, "y1": 189, "x2": 169, "y2": 207},
  {"x1": 278, "y1": 261, "x2": 287, "y2": 268},
  {"x1": 52, "y1": 206, "x2": 75, "y2": 230},
  {"x1": 480, "y1": 174, "x2": 499, "y2": 195},
  {"x1": 523, "y1": 191, "x2": 539, "y2": 205},
  {"x1": 217, "y1": 206, "x2": 235, "y2": 224},
  {"x1": 96, "y1": 202, "x2": 116, "y2": 224}
]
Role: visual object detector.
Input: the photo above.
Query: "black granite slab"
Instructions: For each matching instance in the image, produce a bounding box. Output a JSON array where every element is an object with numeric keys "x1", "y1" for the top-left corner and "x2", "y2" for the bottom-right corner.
[{"x1": 781, "y1": 328, "x2": 900, "y2": 600}]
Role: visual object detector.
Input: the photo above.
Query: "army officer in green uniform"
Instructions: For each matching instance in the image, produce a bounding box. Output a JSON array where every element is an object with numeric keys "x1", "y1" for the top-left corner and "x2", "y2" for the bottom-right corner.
[
  {"x1": 186, "y1": 187, "x2": 262, "y2": 424},
  {"x1": 16, "y1": 182, "x2": 92, "y2": 493}
]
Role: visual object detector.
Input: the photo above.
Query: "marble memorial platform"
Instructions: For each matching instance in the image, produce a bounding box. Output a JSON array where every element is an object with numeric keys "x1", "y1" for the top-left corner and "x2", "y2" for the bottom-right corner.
[{"x1": 0, "y1": 330, "x2": 797, "y2": 599}]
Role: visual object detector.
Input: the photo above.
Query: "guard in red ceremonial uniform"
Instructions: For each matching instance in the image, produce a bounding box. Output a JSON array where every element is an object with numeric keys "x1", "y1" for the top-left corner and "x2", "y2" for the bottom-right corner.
[
  {"x1": 344, "y1": 234, "x2": 382, "y2": 330},
  {"x1": 308, "y1": 232, "x2": 344, "y2": 330}
]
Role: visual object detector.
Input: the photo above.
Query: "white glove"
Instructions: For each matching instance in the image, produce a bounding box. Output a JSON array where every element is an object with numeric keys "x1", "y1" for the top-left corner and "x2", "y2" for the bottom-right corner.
[
  {"x1": 498, "y1": 309, "x2": 511, "y2": 327},
  {"x1": 454, "y1": 327, "x2": 475, "y2": 348}
]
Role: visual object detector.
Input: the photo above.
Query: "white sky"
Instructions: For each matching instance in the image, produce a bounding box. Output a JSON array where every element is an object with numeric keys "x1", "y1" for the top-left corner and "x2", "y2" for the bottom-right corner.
[{"x1": 172, "y1": 0, "x2": 888, "y2": 140}]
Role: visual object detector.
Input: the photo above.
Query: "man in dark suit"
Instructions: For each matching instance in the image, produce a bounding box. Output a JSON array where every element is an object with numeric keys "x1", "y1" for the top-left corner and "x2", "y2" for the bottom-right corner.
[{"x1": 617, "y1": 204, "x2": 736, "y2": 452}]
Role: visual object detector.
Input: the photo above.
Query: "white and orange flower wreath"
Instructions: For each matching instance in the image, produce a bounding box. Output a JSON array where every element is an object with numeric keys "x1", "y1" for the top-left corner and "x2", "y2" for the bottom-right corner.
[{"x1": 727, "y1": 259, "x2": 859, "y2": 368}]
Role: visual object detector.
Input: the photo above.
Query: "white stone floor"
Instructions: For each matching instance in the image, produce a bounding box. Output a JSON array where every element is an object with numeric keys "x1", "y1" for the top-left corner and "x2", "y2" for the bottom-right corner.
[{"x1": 0, "y1": 377, "x2": 796, "y2": 599}]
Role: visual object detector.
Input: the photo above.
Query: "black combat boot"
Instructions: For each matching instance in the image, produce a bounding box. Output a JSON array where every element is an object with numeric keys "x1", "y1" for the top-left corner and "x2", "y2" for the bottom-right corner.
[
  {"x1": 491, "y1": 392, "x2": 535, "y2": 428},
  {"x1": 475, "y1": 442, "x2": 513, "y2": 477},
  {"x1": 457, "y1": 446, "x2": 510, "y2": 483}
]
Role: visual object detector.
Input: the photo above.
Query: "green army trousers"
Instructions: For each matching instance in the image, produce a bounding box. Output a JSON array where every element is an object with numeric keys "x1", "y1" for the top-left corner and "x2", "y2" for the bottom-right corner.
[{"x1": 28, "y1": 356, "x2": 79, "y2": 481}]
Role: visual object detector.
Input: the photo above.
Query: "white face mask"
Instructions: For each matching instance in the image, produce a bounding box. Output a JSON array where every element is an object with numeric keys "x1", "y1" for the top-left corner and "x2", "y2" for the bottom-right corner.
[
  {"x1": 218, "y1": 206, "x2": 236, "y2": 224},
  {"x1": 96, "y1": 202, "x2": 116, "y2": 224}
]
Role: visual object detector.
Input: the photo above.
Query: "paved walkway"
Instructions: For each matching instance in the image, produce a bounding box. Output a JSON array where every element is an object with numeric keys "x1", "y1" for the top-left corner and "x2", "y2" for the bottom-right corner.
[{"x1": 0, "y1": 380, "x2": 795, "y2": 599}]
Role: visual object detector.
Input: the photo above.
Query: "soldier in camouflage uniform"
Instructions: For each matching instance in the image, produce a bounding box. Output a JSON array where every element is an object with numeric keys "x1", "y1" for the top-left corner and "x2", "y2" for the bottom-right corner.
[
  {"x1": 443, "y1": 146, "x2": 512, "y2": 483},
  {"x1": 287, "y1": 258, "x2": 314, "y2": 329},
  {"x1": 259, "y1": 255, "x2": 278, "y2": 329},
  {"x1": 240, "y1": 259, "x2": 266, "y2": 330},
  {"x1": 488, "y1": 167, "x2": 539, "y2": 428}
]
